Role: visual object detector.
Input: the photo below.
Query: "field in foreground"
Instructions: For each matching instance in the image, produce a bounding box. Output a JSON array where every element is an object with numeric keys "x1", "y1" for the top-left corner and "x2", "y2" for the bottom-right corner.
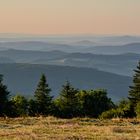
[{"x1": 0, "y1": 117, "x2": 140, "y2": 140}]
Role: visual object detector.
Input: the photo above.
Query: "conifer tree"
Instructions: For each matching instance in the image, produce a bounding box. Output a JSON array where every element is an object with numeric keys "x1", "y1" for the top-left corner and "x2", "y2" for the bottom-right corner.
[
  {"x1": 129, "y1": 61, "x2": 140, "y2": 106},
  {"x1": 56, "y1": 81, "x2": 79, "y2": 118},
  {"x1": 0, "y1": 74, "x2": 10, "y2": 116},
  {"x1": 34, "y1": 74, "x2": 52, "y2": 115},
  {"x1": 128, "y1": 61, "x2": 140, "y2": 117}
]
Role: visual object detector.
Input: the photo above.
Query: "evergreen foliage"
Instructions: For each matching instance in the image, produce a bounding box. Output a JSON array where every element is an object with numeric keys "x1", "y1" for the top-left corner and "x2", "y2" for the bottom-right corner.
[
  {"x1": 129, "y1": 61, "x2": 140, "y2": 105},
  {"x1": 34, "y1": 74, "x2": 53, "y2": 115},
  {"x1": 0, "y1": 75, "x2": 10, "y2": 116},
  {"x1": 129, "y1": 61, "x2": 140, "y2": 116},
  {"x1": 55, "y1": 81, "x2": 79, "y2": 118},
  {"x1": 1, "y1": 59, "x2": 140, "y2": 119},
  {"x1": 28, "y1": 99, "x2": 38, "y2": 116}
]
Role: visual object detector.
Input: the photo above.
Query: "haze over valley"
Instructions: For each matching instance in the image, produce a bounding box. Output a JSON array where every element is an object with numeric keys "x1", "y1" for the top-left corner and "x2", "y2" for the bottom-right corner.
[
  {"x1": 1, "y1": 1, "x2": 140, "y2": 138},
  {"x1": 0, "y1": 34, "x2": 139, "y2": 101}
]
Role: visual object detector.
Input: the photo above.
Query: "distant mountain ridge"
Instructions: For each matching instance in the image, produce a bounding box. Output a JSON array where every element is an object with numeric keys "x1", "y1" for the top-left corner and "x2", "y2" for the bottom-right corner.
[
  {"x1": 0, "y1": 63, "x2": 131, "y2": 101},
  {"x1": 0, "y1": 49, "x2": 139, "y2": 76},
  {"x1": 86, "y1": 42, "x2": 140, "y2": 54},
  {"x1": 0, "y1": 35, "x2": 139, "y2": 102},
  {"x1": 0, "y1": 40, "x2": 140, "y2": 54}
]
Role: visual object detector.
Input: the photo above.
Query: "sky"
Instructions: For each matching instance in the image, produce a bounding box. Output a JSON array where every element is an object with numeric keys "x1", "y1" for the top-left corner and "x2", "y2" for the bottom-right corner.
[{"x1": 0, "y1": 0, "x2": 140, "y2": 35}]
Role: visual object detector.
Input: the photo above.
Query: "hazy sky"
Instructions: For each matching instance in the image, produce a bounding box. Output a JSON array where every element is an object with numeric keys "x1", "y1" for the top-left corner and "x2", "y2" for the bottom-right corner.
[{"x1": 0, "y1": 0, "x2": 140, "y2": 35}]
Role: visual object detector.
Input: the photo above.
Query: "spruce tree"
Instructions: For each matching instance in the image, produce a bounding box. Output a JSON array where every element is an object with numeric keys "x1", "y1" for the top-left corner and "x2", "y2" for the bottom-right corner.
[
  {"x1": 0, "y1": 74, "x2": 10, "y2": 116},
  {"x1": 129, "y1": 61, "x2": 140, "y2": 106},
  {"x1": 56, "y1": 81, "x2": 79, "y2": 118},
  {"x1": 128, "y1": 61, "x2": 140, "y2": 117},
  {"x1": 34, "y1": 74, "x2": 52, "y2": 115}
]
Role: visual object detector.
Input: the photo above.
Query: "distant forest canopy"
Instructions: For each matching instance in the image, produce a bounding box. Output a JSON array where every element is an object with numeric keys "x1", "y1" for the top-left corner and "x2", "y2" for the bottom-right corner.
[{"x1": 0, "y1": 61, "x2": 140, "y2": 118}]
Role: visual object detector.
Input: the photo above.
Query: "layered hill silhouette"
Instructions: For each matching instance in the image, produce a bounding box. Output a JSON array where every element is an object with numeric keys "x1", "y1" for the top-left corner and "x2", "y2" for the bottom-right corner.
[
  {"x1": 0, "y1": 63, "x2": 131, "y2": 101},
  {"x1": 0, "y1": 49, "x2": 139, "y2": 76},
  {"x1": 0, "y1": 36, "x2": 139, "y2": 101},
  {"x1": 0, "y1": 41, "x2": 140, "y2": 54}
]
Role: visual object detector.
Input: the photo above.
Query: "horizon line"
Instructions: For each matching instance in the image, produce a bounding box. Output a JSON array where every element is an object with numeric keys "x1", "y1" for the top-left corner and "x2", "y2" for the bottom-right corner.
[{"x1": 0, "y1": 32, "x2": 140, "y2": 37}]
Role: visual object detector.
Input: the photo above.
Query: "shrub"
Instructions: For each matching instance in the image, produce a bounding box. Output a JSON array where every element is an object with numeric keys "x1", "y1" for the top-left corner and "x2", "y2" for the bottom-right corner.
[
  {"x1": 100, "y1": 99, "x2": 133, "y2": 119},
  {"x1": 100, "y1": 109, "x2": 119, "y2": 119}
]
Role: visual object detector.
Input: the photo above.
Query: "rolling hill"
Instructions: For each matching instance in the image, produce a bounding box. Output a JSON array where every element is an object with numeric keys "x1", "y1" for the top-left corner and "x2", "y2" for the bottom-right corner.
[
  {"x1": 0, "y1": 40, "x2": 140, "y2": 54},
  {"x1": 0, "y1": 49, "x2": 139, "y2": 76},
  {"x1": 0, "y1": 63, "x2": 131, "y2": 101},
  {"x1": 86, "y1": 43, "x2": 140, "y2": 54}
]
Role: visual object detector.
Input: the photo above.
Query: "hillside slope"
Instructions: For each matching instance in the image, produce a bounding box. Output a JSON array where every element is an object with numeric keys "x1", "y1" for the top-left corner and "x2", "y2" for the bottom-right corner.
[
  {"x1": 0, "y1": 63, "x2": 131, "y2": 101},
  {"x1": 0, "y1": 49, "x2": 139, "y2": 76}
]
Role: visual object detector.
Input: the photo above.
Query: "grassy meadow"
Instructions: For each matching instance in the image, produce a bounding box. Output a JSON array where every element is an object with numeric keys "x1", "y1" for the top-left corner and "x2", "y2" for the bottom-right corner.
[{"x1": 0, "y1": 117, "x2": 140, "y2": 140}]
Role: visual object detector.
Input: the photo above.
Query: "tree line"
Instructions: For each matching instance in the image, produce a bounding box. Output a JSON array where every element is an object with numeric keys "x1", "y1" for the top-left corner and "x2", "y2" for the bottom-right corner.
[{"x1": 0, "y1": 61, "x2": 140, "y2": 118}]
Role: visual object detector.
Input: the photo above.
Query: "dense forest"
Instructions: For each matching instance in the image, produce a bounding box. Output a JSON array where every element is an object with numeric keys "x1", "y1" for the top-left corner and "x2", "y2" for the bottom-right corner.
[{"x1": 0, "y1": 61, "x2": 140, "y2": 119}]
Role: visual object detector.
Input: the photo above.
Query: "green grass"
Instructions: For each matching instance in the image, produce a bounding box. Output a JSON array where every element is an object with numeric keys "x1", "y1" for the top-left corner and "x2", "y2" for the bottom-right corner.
[{"x1": 0, "y1": 117, "x2": 140, "y2": 140}]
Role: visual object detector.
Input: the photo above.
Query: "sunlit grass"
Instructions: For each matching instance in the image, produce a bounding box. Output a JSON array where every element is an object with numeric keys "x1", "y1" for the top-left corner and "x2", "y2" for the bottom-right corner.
[{"x1": 0, "y1": 117, "x2": 140, "y2": 140}]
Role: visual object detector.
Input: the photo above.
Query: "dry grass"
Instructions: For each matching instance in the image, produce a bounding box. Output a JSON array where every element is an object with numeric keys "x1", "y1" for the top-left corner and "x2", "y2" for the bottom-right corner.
[{"x1": 0, "y1": 117, "x2": 140, "y2": 140}]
